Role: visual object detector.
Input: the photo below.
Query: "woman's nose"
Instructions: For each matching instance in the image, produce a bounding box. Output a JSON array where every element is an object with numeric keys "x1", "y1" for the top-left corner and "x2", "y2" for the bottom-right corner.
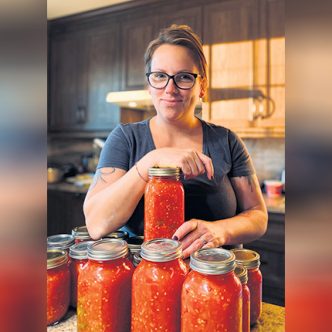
[{"x1": 165, "y1": 77, "x2": 179, "y2": 94}]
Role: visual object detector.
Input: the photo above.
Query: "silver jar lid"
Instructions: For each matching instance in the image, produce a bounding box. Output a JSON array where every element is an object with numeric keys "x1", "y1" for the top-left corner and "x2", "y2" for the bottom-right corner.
[
  {"x1": 133, "y1": 251, "x2": 142, "y2": 267},
  {"x1": 148, "y1": 167, "x2": 181, "y2": 177},
  {"x1": 231, "y1": 249, "x2": 260, "y2": 269},
  {"x1": 47, "y1": 234, "x2": 75, "y2": 250},
  {"x1": 103, "y1": 230, "x2": 129, "y2": 240},
  {"x1": 88, "y1": 238, "x2": 128, "y2": 261},
  {"x1": 69, "y1": 241, "x2": 95, "y2": 260},
  {"x1": 190, "y1": 248, "x2": 236, "y2": 275},
  {"x1": 72, "y1": 226, "x2": 91, "y2": 240},
  {"x1": 141, "y1": 238, "x2": 182, "y2": 262},
  {"x1": 127, "y1": 236, "x2": 144, "y2": 253},
  {"x1": 47, "y1": 249, "x2": 68, "y2": 269},
  {"x1": 234, "y1": 265, "x2": 248, "y2": 284}
]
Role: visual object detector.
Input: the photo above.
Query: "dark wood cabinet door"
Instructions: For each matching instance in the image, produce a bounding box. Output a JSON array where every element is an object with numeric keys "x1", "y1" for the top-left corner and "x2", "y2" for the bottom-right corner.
[
  {"x1": 83, "y1": 26, "x2": 121, "y2": 130},
  {"x1": 121, "y1": 17, "x2": 158, "y2": 90},
  {"x1": 49, "y1": 34, "x2": 82, "y2": 130},
  {"x1": 203, "y1": 0, "x2": 259, "y2": 44}
]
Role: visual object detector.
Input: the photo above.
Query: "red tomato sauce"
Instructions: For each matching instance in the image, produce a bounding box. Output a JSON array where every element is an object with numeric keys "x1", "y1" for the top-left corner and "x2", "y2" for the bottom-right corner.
[
  {"x1": 77, "y1": 257, "x2": 134, "y2": 332},
  {"x1": 247, "y1": 268, "x2": 262, "y2": 325},
  {"x1": 132, "y1": 258, "x2": 188, "y2": 331},
  {"x1": 181, "y1": 270, "x2": 242, "y2": 332},
  {"x1": 69, "y1": 258, "x2": 87, "y2": 308},
  {"x1": 242, "y1": 283, "x2": 250, "y2": 332},
  {"x1": 47, "y1": 263, "x2": 70, "y2": 325},
  {"x1": 144, "y1": 177, "x2": 184, "y2": 241}
]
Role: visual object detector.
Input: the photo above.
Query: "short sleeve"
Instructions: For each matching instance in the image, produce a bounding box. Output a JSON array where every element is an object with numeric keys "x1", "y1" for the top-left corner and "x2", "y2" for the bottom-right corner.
[
  {"x1": 228, "y1": 130, "x2": 255, "y2": 177},
  {"x1": 97, "y1": 125, "x2": 130, "y2": 171}
]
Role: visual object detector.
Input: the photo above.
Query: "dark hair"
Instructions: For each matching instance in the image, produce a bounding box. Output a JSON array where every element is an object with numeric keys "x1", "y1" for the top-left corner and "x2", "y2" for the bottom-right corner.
[{"x1": 144, "y1": 24, "x2": 207, "y2": 80}]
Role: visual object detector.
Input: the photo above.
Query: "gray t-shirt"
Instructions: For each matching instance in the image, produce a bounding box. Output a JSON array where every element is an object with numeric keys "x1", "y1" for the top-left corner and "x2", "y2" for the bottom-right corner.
[{"x1": 98, "y1": 118, "x2": 255, "y2": 236}]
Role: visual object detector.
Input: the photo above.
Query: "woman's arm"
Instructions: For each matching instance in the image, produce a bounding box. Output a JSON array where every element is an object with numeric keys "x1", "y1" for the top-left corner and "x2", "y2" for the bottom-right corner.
[
  {"x1": 172, "y1": 174, "x2": 268, "y2": 258},
  {"x1": 84, "y1": 148, "x2": 214, "y2": 240}
]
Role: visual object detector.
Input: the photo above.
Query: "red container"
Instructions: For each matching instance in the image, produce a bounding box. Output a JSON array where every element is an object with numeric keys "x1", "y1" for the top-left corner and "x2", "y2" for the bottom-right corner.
[
  {"x1": 235, "y1": 265, "x2": 250, "y2": 332},
  {"x1": 47, "y1": 249, "x2": 70, "y2": 326},
  {"x1": 232, "y1": 249, "x2": 262, "y2": 325},
  {"x1": 144, "y1": 167, "x2": 184, "y2": 241},
  {"x1": 68, "y1": 241, "x2": 94, "y2": 308},
  {"x1": 181, "y1": 248, "x2": 242, "y2": 332},
  {"x1": 72, "y1": 226, "x2": 92, "y2": 244},
  {"x1": 77, "y1": 239, "x2": 134, "y2": 332},
  {"x1": 131, "y1": 238, "x2": 188, "y2": 331}
]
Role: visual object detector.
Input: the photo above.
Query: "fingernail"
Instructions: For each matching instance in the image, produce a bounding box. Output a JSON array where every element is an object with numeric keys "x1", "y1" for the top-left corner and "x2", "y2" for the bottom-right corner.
[{"x1": 172, "y1": 235, "x2": 178, "y2": 241}]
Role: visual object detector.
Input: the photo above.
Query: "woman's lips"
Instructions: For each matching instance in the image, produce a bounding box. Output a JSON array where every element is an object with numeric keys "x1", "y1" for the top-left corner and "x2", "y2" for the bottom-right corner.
[{"x1": 161, "y1": 99, "x2": 182, "y2": 105}]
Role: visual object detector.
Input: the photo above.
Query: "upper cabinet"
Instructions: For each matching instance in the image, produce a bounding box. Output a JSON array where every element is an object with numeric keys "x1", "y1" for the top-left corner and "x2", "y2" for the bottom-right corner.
[{"x1": 49, "y1": 24, "x2": 121, "y2": 132}]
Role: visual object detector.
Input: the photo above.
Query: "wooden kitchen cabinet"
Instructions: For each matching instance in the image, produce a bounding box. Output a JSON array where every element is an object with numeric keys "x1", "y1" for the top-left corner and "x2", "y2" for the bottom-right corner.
[
  {"x1": 245, "y1": 212, "x2": 285, "y2": 306},
  {"x1": 49, "y1": 24, "x2": 121, "y2": 132},
  {"x1": 47, "y1": 189, "x2": 86, "y2": 236}
]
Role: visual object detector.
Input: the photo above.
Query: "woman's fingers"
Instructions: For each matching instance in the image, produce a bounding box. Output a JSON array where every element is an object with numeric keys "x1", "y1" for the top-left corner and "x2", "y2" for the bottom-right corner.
[
  {"x1": 172, "y1": 220, "x2": 198, "y2": 242},
  {"x1": 196, "y1": 152, "x2": 214, "y2": 180}
]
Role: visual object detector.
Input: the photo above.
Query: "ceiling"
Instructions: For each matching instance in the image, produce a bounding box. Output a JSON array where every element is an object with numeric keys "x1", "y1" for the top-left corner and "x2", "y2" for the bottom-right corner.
[{"x1": 47, "y1": 0, "x2": 133, "y2": 20}]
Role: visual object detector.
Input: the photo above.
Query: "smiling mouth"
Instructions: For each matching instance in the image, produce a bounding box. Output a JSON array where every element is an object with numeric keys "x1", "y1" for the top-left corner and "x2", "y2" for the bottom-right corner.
[{"x1": 161, "y1": 99, "x2": 182, "y2": 103}]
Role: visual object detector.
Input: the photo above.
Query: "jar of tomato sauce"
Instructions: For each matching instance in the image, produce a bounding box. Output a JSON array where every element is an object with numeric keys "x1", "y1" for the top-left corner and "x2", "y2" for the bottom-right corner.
[
  {"x1": 235, "y1": 265, "x2": 250, "y2": 332},
  {"x1": 144, "y1": 167, "x2": 184, "y2": 241},
  {"x1": 232, "y1": 249, "x2": 262, "y2": 325},
  {"x1": 68, "y1": 241, "x2": 94, "y2": 308},
  {"x1": 47, "y1": 234, "x2": 75, "y2": 252},
  {"x1": 182, "y1": 248, "x2": 242, "y2": 332},
  {"x1": 132, "y1": 238, "x2": 188, "y2": 331},
  {"x1": 72, "y1": 226, "x2": 92, "y2": 243},
  {"x1": 47, "y1": 249, "x2": 70, "y2": 326},
  {"x1": 77, "y1": 239, "x2": 134, "y2": 332}
]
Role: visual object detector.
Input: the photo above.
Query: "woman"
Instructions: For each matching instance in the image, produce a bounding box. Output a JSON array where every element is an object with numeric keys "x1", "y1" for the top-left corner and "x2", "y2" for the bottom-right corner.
[{"x1": 84, "y1": 24, "x2": 267, "y2": 258}]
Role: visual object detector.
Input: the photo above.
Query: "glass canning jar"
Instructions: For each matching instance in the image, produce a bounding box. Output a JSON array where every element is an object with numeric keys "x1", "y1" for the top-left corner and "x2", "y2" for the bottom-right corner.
[
  {"x1": 72, "y1": 226, "x2": 92, "y2": 243},
  {"x1": 232, "y1": 249, "x2": 262, "y2": 325},
  {"x1": 144, "y1": 167, "x2": 184, "y2": 241},
  {"x1": 131, "y1": 238, "x2": 188, "y2": 331},
  {"x1": 47, "y1": 234, "x2": 75, "y2": 252},
  {"x1": 182, "y1": 248, "x2": 242, "y2": 332},
  {"x1": 47, "y1": 249, "x2": 70, "y2": 326},
  {"x1": 77, "y1": 239, "x2": 134, "y2": 332},
  {"x1": 68, "y1": 241, "x2": 94, "y2": 308},
  {"x1": 235, "y1": 265, "x2": 250, "y2": 332}
]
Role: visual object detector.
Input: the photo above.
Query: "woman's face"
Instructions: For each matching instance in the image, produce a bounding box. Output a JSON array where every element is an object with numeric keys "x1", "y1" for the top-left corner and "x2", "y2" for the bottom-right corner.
[{"x1": 148, "y1": 44, "x2": 205, "y2": 123}]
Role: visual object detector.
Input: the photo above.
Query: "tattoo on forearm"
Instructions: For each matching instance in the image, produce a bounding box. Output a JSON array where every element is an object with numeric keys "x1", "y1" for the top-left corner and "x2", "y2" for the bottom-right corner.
[{"x1": 89, "y1": 168, "x2": 116, "y2": 190}]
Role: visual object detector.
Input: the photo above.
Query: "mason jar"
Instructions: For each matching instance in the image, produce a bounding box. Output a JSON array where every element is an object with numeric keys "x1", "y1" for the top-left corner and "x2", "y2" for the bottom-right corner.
[
  {"x1": 232, "y1": 248, "x2": 262, "y2": 325},
  {"x1": 47, "y1": 249, "x2": 70, "y2": 325},
  {"x1": 182, "y1": 248, "x2": 242, "y2": 332},
  {"x1": 235, "y1": 265, "x2": 250, "y2": 332},
  {"x1": 47, "y1": 234, "x2": 75, "y2": 252},
  {"x1": 72, "y1": 226, "x2": 92, "y2": 243},
  {"x1": 77, "y1": 239, "x2": 134, "y2": 332},
  {"x1": 131, "y1": 238, "x2": 188, "y2": 331},
  {"x1": 144, "y1": 167, "x2": 184, "y2": 241},
  {"x1": 68, "y1": 241, "x2": 94, "y2": 308}
]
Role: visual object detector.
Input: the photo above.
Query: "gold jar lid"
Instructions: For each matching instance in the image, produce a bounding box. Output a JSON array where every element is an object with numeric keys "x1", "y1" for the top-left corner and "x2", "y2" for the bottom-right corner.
[
  {"x1": 148, "y1": 167, "x2": 181, "y2": 177},
  {"x1": 47, "y1": 249, "x2": 68, "y2": 269},
  {"x1": 190, "y1": 248, "x2": 235, "y2": 275},
  {"x1": 231, "y1": 248, "x2": 260, "y2": 269},
  {"x1": 234, "y1": 264, "x2": 248, "y2": 284},
  {"x1": 88, "y1": 239, "x2": 128, "y2": 261}
]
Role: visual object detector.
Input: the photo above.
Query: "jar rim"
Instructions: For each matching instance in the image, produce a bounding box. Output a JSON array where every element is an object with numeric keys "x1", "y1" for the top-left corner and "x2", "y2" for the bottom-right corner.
[
  {"x1": 69, "y1": 241, "x2": 95, "y2": 259},
  {"x1": 190, "y1": 248, "x2": 235, "y2": 275},
  {"x1": 148, "y1": 167, "x2": 181, "y2": 177},
  {"x1": 72, "y1": 226, "x2": 91, "y2": 240},
  {"x1": 88, "y1": 238, "x2": 128, "y2": 261},
  {"x1": 47, "y1": 234, "x2": 75, "y2": 250},
  {"x1": 231, "y1": 248, "x2": 260, "y2": 269},
  {"x1": 141, "y1": 238, "x2": 182, "y2": 262},
  {"x1": 234, "y1": 264, "x2": 248, "y2": 284},
  {"x1": 47, "y1": 249, "x2": 68, "y2": 269},
  {"x1": 103, "y1": 230, "x2": 129, "y2": 240}
]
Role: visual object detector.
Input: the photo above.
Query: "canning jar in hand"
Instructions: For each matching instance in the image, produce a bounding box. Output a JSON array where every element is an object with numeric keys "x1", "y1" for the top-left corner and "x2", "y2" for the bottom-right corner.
[
  {"x1": 131, "y1": 238, "x2": 188, "y2": 331},
  {"x1": 232, "y1": 249, "x2": 262, "y2": 325},
  {"x1": 182, "y1": 248, "x2": 242, "y2": 332},
  {"x1": 77, "y1": 239, "x2": 134, "y2": 332},
  {"x1": 144, "y1": 167, "x2": 184, "y2": 241}
]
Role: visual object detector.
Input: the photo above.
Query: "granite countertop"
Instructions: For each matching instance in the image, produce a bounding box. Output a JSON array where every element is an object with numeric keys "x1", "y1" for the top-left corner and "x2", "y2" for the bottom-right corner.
[{"x1": 47, "y1": 302, "x2": 284, "y2": 331}]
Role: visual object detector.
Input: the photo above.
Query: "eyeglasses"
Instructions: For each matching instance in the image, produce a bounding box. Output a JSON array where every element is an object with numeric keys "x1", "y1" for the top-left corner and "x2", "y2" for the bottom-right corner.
[{"x1": 146, "y1": 72, "x2": 200, "y2": 90}]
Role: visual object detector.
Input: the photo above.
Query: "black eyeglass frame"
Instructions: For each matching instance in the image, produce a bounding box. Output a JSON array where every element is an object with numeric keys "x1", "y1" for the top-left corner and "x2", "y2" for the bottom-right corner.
[{"x1": 145, "y1": 71, "x2": 201, "y2": 90}]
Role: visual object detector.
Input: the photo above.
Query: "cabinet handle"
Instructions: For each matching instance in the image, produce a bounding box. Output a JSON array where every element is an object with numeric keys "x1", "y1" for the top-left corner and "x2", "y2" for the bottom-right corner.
[{"x1": 76, "y1": 106, "x2": 87, "y2": 124}]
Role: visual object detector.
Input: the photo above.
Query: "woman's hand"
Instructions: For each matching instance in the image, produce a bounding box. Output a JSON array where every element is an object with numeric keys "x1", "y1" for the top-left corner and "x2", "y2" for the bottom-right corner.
[
  {"x1": 172, "y1": 219, "x2": 226, "y2": 259},
  {"x1": 143, "y1": 148, "x2": 214, "y2": 180}
]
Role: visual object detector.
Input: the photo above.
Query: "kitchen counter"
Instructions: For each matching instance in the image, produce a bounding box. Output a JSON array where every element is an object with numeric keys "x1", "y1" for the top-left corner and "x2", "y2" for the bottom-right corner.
[
  {"x1": 263, "y1": 194, "x2": 285, "y2": 214},
  {"x1": 47, "y1": 302, "x2": 285, "y2": 331}
]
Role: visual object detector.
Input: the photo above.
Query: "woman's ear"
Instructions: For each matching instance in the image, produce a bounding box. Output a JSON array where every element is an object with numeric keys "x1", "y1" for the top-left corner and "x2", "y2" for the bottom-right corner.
[{"x1": 199, "y1": 78, "x2": 208, "y2": 99}]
